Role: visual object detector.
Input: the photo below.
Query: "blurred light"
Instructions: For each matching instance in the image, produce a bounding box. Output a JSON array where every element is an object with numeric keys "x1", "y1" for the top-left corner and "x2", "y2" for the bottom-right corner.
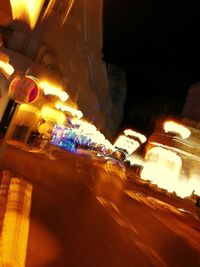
[
  {"x1": 62, "y1": 0, "x2": 75, "y2": 25},
  {"x1": 55, "y1": 102, "x2": 83, "y2": 119},
  {"x1": 51, "y1": 124, "x2": 78, "y2": 152},
  {"x1": 39, "y1": 81, "x2": 69, "y2": 102},
  {"x1": 51, "y1": 121, "x2": 114, "y2": 154},
  {"x1": 41, "y1": 0, "x2": 75, "y2": 25},
  {"x1": 9, "y1": 0, "x2": 75, "y2": 29},
  {"x1": 0, "y1": 60, "x2": 14, "y2": 76},
  {"x1": 114, "y1": 135, "x2": 140, "y2": 156},
  {"x1": 71, "y1": 119, "x2": 114, "y2": 151},
  {"x1": 41, "y1": 106, "x2": 66, "y2": 124},
  {"x1": 10, "y1": 0, "x2": 46, "y2": 29},
  {"x1": 164, "y1": 120, "x2": 191, "y2": 139},
  {"x1": 140, "y1": 146, "x2": 200, "y2": 198},
  {"x1": 123, "y1": 129, "x2": 147, "y2": 144},
  {"x1": 0, "y1": 178, "x2": 32, "y2": 266}
]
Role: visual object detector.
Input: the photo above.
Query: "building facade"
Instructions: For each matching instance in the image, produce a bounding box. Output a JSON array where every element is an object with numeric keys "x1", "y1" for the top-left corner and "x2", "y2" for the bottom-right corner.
[{"x1": 0, "y1": 0, "x2": 126, "y2": 140}]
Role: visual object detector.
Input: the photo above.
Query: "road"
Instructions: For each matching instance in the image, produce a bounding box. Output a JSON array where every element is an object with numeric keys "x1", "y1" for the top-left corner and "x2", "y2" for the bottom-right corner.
[{"x1": 0, "y1": 140, "x2": 200, "y2": 267}]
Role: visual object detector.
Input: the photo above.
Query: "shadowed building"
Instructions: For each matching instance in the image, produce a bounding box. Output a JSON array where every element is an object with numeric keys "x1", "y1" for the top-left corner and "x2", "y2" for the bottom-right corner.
[{"x1": 182, "y1": 82, "x2": 200, "y2": 122}]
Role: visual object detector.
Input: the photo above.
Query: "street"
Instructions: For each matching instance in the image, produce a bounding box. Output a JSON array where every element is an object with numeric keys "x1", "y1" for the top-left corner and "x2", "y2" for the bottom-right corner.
[{"x1": 0, "y1": 141, "x2": 200, "y2": 267}]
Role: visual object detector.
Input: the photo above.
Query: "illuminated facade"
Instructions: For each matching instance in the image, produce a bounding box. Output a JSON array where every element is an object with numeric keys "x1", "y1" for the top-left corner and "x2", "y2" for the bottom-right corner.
[{"x1": 141, "y1": 118, "x2": 200, "y2": 198}]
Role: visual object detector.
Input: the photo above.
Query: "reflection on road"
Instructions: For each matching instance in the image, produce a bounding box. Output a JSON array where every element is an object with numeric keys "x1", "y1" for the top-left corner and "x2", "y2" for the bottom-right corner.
[{"x1": 1, "y1": 139, "x2": 200, "y2": 266}]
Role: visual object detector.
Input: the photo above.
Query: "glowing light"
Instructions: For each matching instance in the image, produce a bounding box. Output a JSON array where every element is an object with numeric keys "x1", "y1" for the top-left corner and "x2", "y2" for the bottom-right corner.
[
  {"x1": 19, "y1": 104, "x2": 39, "y2": 113},
  {"x1": 123, "y1": 129, "x2": 147, "y2": 144},
  {"x1": 71, "y1": 119, "x2": 114, "y2": 151},
  {"x1": 55, "y1": 102, "x2": 83, "y2": 119},
  {"x1": 51, "y1": 120, "x2": 114, "y2": 153},
  {"x1": 72, "y1": 118, "x2": 96, "y2": 132},
  {"x1": 39, "y1": 81, "x2": 69, "y2": 102},
  {"x1": 114, "y1": 135, "x2": 140, "y2": 156},
  {"x1": 41, "y1": 106, "x2": 66, "y2": 124},
  {"x1": 127, "y1": 154, "x2": 144, "y2": 167},
  {"x1": 0, "y1": 178, "x2": 32, "y2": 266},
  {"x1": 41, "y1": 0, "x2": 75, "y2": 25},
  {"x1": 0, "y1": 60, "x2": 14, "y2": 76},
  {"x1": 10, "y1": 0, "x2": 46, "y2": 29},
  {"x1": 140, "y1": 146, "x2": 200, "y2": 198},
  {"x1": 41, "y1": 0, "x2": 56, "y2": 20},
  {"x1": 62, "y1": 0, "x2": 75, "y2": 25},
  {"x1": 164, "y1": 120, "x2": 191, "y2": 139}
]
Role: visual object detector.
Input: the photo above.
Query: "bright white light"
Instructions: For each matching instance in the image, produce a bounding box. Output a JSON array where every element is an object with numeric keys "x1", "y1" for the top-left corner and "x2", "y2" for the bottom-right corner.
[
  {"x1": 39, "y1": 81, "x2": 69, "y2": 102},
  {"x1": 71, "y1": 118, "x2": 114, "y2": 151},
  {"x1": 123, "y1": 129, "x2": 147, "y2": 143},
  {"x1": 55, "y1": 102, "x2": 83, "y2": 119},
  {"x1": 0, "y1": 60, "x2": 14, "y2": 76},
  {"x1": 164, "y1": 120, "x2": 191, "y2": 139}
]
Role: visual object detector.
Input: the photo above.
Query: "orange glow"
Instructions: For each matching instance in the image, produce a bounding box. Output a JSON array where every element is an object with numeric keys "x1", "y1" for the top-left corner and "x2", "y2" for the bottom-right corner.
[
  {"x1": 41, "y1": 106, "x2": 66, "y2": 124},
  {"x1": 14, "y1": 104, "x2": 40, "y2": 131},
  {"x1": 41, "y1": 0, "x2": 56, "y2": 20},
  {"x1": 140, "y1": 146, "x2": 200, "y2": 198},
  {"x1": 0, "y1": 178, "x2": 32, "y2": 266},
  {"x1": 55, "y1": 102, "x2": 83, "y2": 119},
  {"x1": 0, "y1": 60, "x2": 14, "y2": 76},
  {"x1": 123, "y1": 129, "x2": 147, "y2": 144},
  {"x1": 10, "y1": 0, "x2": 46, "y2": 29},
  {"x1": 9, "y1": 0, "x2": 75, "y2": 29},
  {"x1": 62, "y1": 0, "x2": 75, "y2": 25},
  {"x1": 39, "y1": 81, "x2": 69, "y2": 102},
  {"x1": 41, "y1": 0, "x2": 75, "y2": 25},
  {"x1": 164, "y1": 120, "x2": 191, "y2": 139},
  {"x1": 114, "y1": 135, "x2": 140, "y2": 155}
]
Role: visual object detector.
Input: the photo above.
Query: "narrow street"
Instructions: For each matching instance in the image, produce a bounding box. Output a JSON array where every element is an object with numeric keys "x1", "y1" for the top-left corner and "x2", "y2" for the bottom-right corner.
[{"x1": 1, "y1": 141, "x2": 200, "y2": 267}]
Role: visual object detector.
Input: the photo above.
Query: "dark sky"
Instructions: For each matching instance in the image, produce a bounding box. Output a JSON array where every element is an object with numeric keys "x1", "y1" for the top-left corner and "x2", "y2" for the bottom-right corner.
[{"x1": 103, "y1": 1, "x2": 200, "y2": 133}]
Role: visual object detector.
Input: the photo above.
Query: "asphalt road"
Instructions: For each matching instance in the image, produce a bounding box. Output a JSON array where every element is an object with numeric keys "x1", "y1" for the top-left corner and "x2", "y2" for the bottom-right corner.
[{"x1": 1, "y1": 141, "x2": 200, "y2": 267}]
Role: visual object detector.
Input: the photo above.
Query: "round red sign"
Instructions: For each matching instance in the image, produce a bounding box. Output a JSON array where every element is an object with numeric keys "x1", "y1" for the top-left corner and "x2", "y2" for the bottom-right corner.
[{"x1": 9, "y1": 76, "x2": 40, "y2": 104}]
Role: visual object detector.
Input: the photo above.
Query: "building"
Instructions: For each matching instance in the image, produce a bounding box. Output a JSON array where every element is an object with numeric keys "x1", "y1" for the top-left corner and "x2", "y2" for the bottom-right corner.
[
  {"x1": 182, "y1": 82, "x2": 200, "y2": 122},
  {"x1": 0, "y1": 0, "x2": 126, "y2": 142},
  {"x1": 141, "y1": 117, "x2": 200, "y2": 198}
]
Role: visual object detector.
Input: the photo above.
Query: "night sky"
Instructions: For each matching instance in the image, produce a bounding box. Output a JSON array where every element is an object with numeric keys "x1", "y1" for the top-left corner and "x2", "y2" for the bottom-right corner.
[{"x1": 103, "y1": 1, "x2": 200, "y2": 134}]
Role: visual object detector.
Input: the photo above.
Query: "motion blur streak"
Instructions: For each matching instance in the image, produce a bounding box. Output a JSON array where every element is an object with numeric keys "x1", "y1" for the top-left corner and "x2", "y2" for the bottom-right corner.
[
  {"x1": 164, "y1": 120, "x2": 191, "y2": 139},
  {"x1": 114, "y1": 135, "x2": 140, "y2": 155},
  {"x1": 40, "y1": 81, "x2": 69, "y2": 102},
  {"x1": 10, "y1": 0, "x2": 46, "y2": 29},
  {"x1": 0, "y1": 177, "x2": 32, "y2": 267},
  {"x1": 141, "y1": 146, "x2": 200, "y2": 198},
  {"x1": 0, "y1": 60, "x2": 14, "y2": 76},
  {"x1": 62, "y1": 0, "x2": 75, "y2": 25},
  {"x1": 55, "y1": 102, "x2": 83, "y2": 119},
  {"x1": 123, "y1": 129, "x2": 147, "y2": 144},
  {"x1": 10, "y1": 0, "x2": 75, "y2": 29}
]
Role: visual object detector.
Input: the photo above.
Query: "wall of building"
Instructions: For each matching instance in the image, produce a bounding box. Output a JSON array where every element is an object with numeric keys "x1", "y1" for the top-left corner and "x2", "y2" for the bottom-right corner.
[{"x1": 0, "y1": 0, "x2": 126, "y2": 140}]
